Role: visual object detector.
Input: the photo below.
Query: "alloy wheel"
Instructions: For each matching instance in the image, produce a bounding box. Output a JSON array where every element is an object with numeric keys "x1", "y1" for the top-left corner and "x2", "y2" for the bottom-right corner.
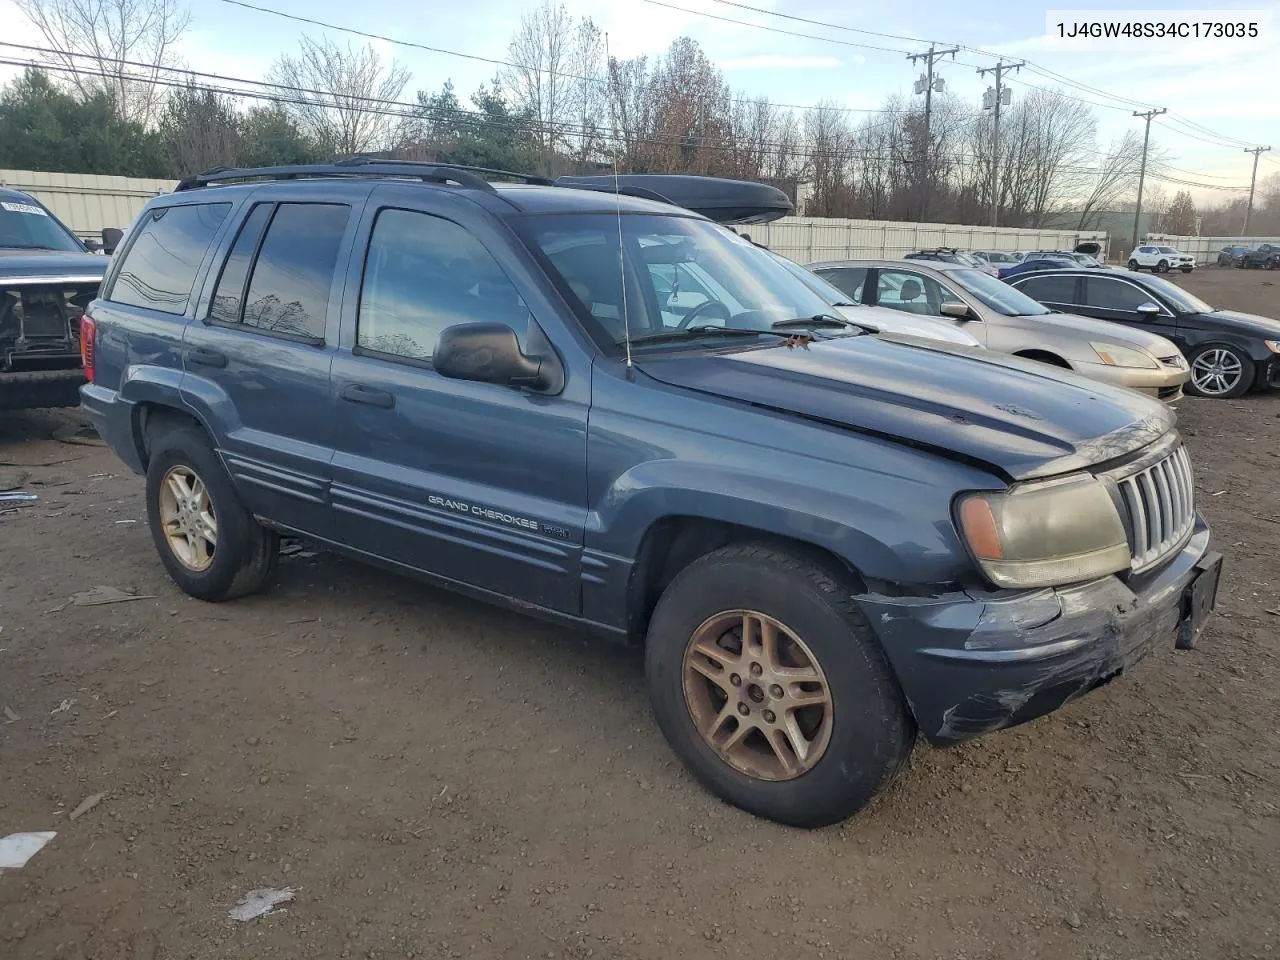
[
  {"x1": 1191, "y1": 349, "x2": 1244, "y2": 397},
  {"x1": 681, "y1": 610, "x2": 833, "y2": 781},
  {"x1": 158, "y1": 464, "x2": 218, "y2": 571}
]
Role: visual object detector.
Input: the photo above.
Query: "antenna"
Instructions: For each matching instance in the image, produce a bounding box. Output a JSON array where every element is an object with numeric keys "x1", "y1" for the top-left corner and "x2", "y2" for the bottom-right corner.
[{"x1": 605, "y1": 32, "x2": 633, "y2": 370}]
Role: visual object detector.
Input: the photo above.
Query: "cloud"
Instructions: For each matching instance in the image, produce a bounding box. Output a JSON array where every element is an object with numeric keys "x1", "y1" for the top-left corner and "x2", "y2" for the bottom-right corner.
[{"x1": 717, "y1": 53, "x2": 844, "y2": 71}]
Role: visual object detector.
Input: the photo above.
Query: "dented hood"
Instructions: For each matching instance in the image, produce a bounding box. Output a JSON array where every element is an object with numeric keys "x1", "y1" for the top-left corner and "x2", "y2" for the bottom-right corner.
[{"x1": 636, "y1": 335, "x2": 1173, "y2": 482}]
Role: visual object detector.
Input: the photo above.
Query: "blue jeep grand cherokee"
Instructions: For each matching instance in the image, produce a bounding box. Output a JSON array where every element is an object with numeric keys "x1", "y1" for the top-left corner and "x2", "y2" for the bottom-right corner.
[{"x1": 80, "y1": 160, "x2": 1222, "y2": 827}]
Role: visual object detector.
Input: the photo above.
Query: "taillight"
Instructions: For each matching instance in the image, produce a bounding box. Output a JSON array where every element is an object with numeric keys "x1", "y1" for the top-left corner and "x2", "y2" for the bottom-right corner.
[{"x1": 80, "y1": 314, "x2": 97, "y2": 383}]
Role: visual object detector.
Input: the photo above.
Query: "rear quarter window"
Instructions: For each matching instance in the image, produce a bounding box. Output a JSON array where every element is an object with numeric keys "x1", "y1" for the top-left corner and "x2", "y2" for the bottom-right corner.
[{"x1": 108, "y1": 203, "x2": 231, "y2": 315}]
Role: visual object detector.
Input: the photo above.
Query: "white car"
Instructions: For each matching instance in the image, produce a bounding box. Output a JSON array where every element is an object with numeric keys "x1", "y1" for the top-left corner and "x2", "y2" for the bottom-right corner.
[
  {"x1": 766, "y1": 251, "x2": 983, "y2": 348},
  {"x1": 1128, "y1": 244, "x2": 1195, "y2": 274}
]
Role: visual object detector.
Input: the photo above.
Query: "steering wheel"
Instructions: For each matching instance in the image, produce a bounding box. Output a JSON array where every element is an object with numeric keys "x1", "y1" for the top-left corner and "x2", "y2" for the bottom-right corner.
[{"x1": 676, "y1": 299, "x2": 731, "y2": 329}]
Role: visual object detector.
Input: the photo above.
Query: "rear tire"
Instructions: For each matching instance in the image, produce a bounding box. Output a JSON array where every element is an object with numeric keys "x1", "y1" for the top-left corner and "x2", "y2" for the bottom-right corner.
[
  {"x1": 1157, "y1": 260, "x2": 1170, "y2": 273},
  {"x1": 1180, "y1": 267, "x2": 1192, "y2": 274},
  {"x1": 145, "y1": 425, "x2": 279, "y2": 601},
  {"x1": 645, "y1": 543, "x2": 915, "y2": 828}
]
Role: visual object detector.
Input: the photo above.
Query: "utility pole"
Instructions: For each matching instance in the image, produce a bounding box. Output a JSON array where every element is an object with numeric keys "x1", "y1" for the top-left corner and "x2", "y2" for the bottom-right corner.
[
  {"x1": 1243, "y1": 145, "x2": 1272, "y2": 236},
  {"x1": 1130, "y1": 107, "x2": 1166, "y2": 251},
  {"x1": 977, "y1": 59, "x2": 1023, "y2": 227},
  {"x1": 907, "y1": 44, "x2": 958, "y2": 219}
]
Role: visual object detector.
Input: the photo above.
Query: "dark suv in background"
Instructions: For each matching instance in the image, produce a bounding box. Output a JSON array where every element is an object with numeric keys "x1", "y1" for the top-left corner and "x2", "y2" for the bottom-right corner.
[
  {"x1": 0, "y1": 188, "x2": 109, "y2": 410},
  {"x1": 80, "y1": 160, "x2": 1221, "y2": 827},
  {"x1": 1239, "y1": 243, "x2": 1280, "y2": 270}
]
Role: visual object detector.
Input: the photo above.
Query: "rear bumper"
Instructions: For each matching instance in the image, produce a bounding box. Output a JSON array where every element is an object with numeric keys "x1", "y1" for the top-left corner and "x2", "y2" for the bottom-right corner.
[
  {"x1": 0, "y1": 368, "x2": 85, "y2": 411},
  {"x1": 859, "y1": 519, "x2": 1218, "y2": 746},
  {"x1": 79, "y1": 382, "x2": 144, "y2": 473}
]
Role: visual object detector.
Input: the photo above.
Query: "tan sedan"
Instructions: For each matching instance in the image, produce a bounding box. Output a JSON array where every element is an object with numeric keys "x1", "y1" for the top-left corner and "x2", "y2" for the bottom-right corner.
[{"x1": 808, "y1": 259, "x2": 1190, "y2": 401}]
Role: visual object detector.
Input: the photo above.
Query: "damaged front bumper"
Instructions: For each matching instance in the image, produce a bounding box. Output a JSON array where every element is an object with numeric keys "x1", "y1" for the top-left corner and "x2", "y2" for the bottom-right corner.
[{"x1": 860, "y1": 518, "x2": 1220, "y2": 746}]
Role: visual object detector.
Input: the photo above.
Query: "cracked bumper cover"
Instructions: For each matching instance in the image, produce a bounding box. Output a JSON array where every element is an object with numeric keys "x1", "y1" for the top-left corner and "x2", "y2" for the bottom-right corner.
[{"x1": 858, "y1": 518, "x2": 1218, "y2": 746}]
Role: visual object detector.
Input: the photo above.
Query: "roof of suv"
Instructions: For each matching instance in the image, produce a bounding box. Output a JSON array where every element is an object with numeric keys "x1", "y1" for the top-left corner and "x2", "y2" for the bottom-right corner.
[{"x1": 164, "y1": 160, "x2": 796, "y2": 224}]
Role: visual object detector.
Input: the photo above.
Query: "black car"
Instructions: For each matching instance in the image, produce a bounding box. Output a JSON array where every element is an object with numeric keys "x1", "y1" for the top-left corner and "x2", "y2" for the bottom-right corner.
[
  {"x1": 1216, "y1": 245, "x2": 1251, "y2": 267},
  {"x1": 1239, "y1": 243, "x2": 1280, "y2": 270},
  {"x1": 1008, "y1": 269, "x2": 1280, "y2": 398}
]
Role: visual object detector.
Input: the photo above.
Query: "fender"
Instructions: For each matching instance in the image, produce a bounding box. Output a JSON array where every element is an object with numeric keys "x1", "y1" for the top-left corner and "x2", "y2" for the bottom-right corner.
[{"x1": 587, "y1": 456, "x2": 981, "y2": 587}]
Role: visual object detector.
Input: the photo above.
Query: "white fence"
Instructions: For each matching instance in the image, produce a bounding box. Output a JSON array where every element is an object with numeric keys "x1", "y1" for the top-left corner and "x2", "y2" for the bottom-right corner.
[
  {"x1": 2, "y1": 167, "x2": 1115, "y2": 261},
  {"x1": 751, "y1": 217, "x2": 1108, "y2": 264},
  {"x1": 0, "y1": 168, "x2": 177, "y2": 241},
  {"x1": 1145, "y1": 233, "x2": 1280, "y2": 264}
]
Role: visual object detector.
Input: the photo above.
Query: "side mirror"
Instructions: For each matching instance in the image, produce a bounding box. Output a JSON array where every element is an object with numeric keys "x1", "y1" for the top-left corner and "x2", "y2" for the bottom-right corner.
[
  {"x1": 101, "y1": 227, "x2": 124, "y2": 255},
  {"x1": 434, "y1": 322, "x2": 563, "y2": 393},
  {"x1": 940, "y1": 302, "x2": 975, "y2": 321},
  {"x1": 83, "y1": 238, "x2": 103, "y2": 253},
  {"x1": 1136, "y1": 302, "x2": 1161, "y2": 317}
]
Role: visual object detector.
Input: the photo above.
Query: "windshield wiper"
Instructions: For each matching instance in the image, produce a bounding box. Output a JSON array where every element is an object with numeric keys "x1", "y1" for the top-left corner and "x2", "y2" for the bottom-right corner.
[
  {"x1": 773, "y1": 314, "x2": 873, "y2": 334},
  {"x1": 628, "y1": 325, "x2": 799, "y2": 347}
]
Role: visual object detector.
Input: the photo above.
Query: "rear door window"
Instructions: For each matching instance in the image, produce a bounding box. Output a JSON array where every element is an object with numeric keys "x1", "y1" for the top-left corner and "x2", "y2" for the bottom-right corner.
[
  {"x1": 816, "y1": 267, "x2": 868, "y2": 302},
  {"x1": 1084, "y1": 277, "x2": 1152, "y2": 312},
  {"x1": 1016, "y1": 274, "x2": 1077, "y2": 305},
  {"x1": 209, "y1": 202, "x2": 350, "y2": 341},
  {"x1": 109, "y1": 203, "x2": 231, "y2": 315}
]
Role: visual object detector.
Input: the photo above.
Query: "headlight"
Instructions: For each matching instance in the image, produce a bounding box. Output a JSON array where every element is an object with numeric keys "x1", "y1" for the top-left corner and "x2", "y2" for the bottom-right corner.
[
  {"x1": 1090, "y1": 342, "x2": 1159, "y2": 369},
  {"x1": 1265, "y1": 340, "x2": 1280, "y2": 354},
  {"x1": 955, "y1": 475, "x2": 1130, "y2": 589}
]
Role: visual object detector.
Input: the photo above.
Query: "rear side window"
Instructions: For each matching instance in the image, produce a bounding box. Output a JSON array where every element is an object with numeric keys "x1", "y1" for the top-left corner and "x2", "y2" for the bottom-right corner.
[
  {"x1": 816, "y1": 267, "x2": 867, "y2": 301},
  {"x1": 208, "y1": 202, "x2": 349, "y2": 341},
  {"x1": 1016, "y1": 275, "x2": 1077, "y2": 304},
  {"x1": 357, "y1": 208, "x2": 528, "y2": 362},
  {"x1": 1084, "y1": 277, "x2": 1152, "y2": 312},
  {"x1": 110, "y1": 203, "x2": 231, "y2": 315}
]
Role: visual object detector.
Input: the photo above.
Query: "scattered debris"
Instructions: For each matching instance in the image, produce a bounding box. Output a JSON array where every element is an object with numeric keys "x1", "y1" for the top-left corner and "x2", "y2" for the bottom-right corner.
[
  {"x1": 68, "y1": 793, "x2": 105, "y2": 821},
  {"x1": 70, "y1": 586, "x2": 156, "y2": 607},
  {"x1": 286, "y1": 617, "x2": 318, "y2": 625},
  {"x1": 229, "y1": 886, "x2": 296, "y2": 922},
  {"x1": 49, "y1": 699, "x2": 74, "y2": 715},
  {"x1": 0, "y1": 455, "x2": 83, "y2": 468},
  {"x1": 0, "y1": 492, "x2": 38, "y2": 502},
  {"x1": 3, "y1": 705, "x2": 20, "y2": 722},
  {"x1": 0, "y1": 832, "x2": 56, "y2": 871},
  {"x1": 1267, "y1": 609, "x2": 1280, "y2": 617},
  {"x1": 113, "y1": 520, "x2": 137, "y2": 525},
  {"x1": 1210, "y1": 490, "x2": 1227, "y2": 497}
]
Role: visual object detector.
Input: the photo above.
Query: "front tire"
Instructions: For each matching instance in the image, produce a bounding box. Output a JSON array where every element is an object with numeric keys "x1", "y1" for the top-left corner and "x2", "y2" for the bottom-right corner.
[
  {"x1": 1186, "y1": 344, "x2": 1255, "y2": 399},
  {"x1": 1128, "y1": 259, "x2": 1140, "y2": 271},
  {"x1": 645, "y1": 543, "x2": 915, "y2": 828},
  {"x1": 145, "y1": 425, "x2": 279, "y2": 601}
]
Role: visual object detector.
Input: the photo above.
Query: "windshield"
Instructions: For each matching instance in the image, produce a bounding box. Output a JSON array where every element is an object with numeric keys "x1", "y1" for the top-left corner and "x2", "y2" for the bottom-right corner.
[
  {"x1": 948, "y1": 268, "x2": 1052, "y2": 316},
  {"x1": 517, "y1": 213, "x2": 844, "y2": 348},
  {"x1": 765, "y1": 251, "x2": 855, "y2": 305},
  {"x1": 1138, "y1": 275, "x2": 1214, "y2": 313},
  {"x1": 955, "y1": 252, "x2": 985, "y2": 266},
  {"x1": 0, "y1": 198, "x2": 85, "y2": 252},
  {"x1": 1073, "y1": 253, "x2": 1103, "y2": 267}
]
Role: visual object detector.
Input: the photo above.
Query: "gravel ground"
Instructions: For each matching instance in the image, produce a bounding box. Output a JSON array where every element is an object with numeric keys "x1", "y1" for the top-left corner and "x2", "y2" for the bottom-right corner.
[{"x1": 0, "y1": 267, "x2": 1277, "y2": 960}]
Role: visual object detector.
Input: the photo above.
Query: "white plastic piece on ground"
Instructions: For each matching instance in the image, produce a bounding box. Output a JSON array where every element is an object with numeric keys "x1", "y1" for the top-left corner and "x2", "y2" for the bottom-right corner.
[
  {"x1": 0, "y1": 832, "x2": 56, "y2": 870},
  {"x1": 229, "y1": 887, "x2": 296, "y2": 922}
]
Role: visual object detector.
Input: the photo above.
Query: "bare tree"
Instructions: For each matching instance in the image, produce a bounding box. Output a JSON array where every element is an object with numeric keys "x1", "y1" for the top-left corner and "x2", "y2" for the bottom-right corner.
[
  {"x1": 160, "y1": 85, "x2": 239, "y2": 174},
  {"x1": 1164, "y1": 189, "x2": 1197, "y2": 235},
  {"x1": 1075, "y1": 131, "x2": 1148, "y2": 230},
  {"x1": 15, "y1": 0, "x2": 190, "y2": 126},
  {"x1": 268, "y1": 36, "x2": 410, "y2": 156},
  {"x1": 500, "y1": 1, "x2": 582, "y2": 172}
]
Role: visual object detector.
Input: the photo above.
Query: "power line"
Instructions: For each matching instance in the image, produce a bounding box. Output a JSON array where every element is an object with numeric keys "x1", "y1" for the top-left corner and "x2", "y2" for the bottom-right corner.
[
  {"x1": 694, "y1": 0, "x2": 1267, "y2": 150},
  {"x1": 216, "y1": 0, "x2": 905, "y2": 118}
]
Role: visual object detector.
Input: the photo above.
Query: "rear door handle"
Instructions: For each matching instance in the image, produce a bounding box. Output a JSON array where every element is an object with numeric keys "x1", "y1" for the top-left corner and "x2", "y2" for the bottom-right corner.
[
  {"x1": 340, "y1": 383, "x2": 395, "y2": 409},
  {"x1": 186, "y1": 347, "x2": 227, "y2": 369}
]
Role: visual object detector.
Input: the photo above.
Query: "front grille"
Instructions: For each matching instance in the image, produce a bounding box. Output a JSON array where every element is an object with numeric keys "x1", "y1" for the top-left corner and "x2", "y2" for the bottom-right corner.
[{"x1": 1116, "y1": 446, "x2": 1196, "y2": 572}]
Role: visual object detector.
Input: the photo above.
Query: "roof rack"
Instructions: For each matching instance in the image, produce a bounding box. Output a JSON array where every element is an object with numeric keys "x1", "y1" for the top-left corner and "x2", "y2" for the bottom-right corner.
[{"x1": 173, "y1": 156, "x2": 553, "y2": 193}]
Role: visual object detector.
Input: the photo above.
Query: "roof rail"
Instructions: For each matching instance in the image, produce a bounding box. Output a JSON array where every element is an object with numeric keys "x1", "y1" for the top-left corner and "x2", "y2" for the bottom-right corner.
[{"x1": 173, "y1": 156, "x2": 527, "y2": 193}]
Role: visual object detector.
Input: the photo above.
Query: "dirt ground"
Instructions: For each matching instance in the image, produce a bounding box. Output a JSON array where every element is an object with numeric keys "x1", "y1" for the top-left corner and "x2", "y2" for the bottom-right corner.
[{"x1": 1, "y1": 267, "x2": 1278, "y2": 960}]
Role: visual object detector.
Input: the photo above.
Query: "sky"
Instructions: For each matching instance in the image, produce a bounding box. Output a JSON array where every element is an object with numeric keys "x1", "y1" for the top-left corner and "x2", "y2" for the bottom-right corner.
[{"x1": 1, "y1": 0, "x2": 1278, "y2": 207}]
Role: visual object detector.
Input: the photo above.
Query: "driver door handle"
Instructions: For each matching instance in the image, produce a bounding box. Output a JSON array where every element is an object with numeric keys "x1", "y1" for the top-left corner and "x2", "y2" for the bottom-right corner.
[{"x1": 340, "y1": 383, "x2": 395, "y2": 409}]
